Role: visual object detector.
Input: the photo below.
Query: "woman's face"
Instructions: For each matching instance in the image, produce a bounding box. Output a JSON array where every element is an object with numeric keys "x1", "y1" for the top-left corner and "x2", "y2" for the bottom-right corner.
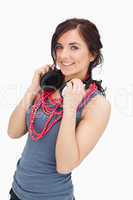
[{"x1": 55, "y1": 29, "x2": 95, "y2": 81}]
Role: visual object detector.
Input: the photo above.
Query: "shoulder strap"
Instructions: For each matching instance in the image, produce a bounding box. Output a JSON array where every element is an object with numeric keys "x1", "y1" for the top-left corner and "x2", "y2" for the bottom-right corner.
[{"x1": 77, "y1": 83, "x2": 103, "y2": 113}]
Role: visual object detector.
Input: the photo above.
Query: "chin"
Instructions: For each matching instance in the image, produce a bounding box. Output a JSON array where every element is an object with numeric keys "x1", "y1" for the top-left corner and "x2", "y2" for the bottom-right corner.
[
  {"x1": 60, "y1": 71, "x2": 71, "y2": 80},
  {"x1": 60, "y1": 68, "x2": 74, "y2": 74}
]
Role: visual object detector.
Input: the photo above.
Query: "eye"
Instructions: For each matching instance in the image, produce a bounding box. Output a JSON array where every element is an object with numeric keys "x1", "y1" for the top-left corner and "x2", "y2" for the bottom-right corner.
[
  {"x1": 71, "y1": 46, "x2": 79, "y2": 50},
  {"x1": 55, "y1": 45, "x2": 63, "y2": 50}
]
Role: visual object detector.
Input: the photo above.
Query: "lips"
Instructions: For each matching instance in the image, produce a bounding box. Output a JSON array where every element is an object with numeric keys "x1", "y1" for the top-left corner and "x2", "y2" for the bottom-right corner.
[{"x1": 61, "y1": 62, "x2": 74, "y2": 67}]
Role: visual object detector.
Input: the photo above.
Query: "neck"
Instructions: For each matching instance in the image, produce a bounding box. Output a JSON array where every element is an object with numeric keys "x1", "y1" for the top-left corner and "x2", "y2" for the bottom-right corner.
[{"x1": 64, "y1": 71, "x2": 89, "y2": 82}]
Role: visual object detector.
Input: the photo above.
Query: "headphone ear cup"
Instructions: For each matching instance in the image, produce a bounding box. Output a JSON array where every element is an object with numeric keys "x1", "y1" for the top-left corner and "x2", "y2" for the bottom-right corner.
[
  {"x1": 83, "y1": 79, "x2": 92, "y2": 90},
  {"x1": 40, "y1": 69, "x2": 64, "y2": 90}
]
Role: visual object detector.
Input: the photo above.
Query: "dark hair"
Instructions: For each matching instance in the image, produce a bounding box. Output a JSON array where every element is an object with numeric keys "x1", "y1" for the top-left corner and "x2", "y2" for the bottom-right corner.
[{"x1": 51, "y1": 18, "x2": 106, "y2": 97}]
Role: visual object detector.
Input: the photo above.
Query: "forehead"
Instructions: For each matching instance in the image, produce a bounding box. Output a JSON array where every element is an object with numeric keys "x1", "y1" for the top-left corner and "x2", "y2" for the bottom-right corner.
[{"x1": 57, "y1": 29, "x2": 85, "y2": 45}]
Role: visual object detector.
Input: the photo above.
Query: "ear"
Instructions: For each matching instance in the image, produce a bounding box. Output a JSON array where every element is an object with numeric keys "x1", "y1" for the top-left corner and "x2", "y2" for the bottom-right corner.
[
  {"x1": 89, "y1": 53, "x2": 97, "y2": 62},
  {"x1": 89, "y1": 56, "x2": 95, "y2": 62},
  {"x1": 90, "y1": 57, "x2": 94, "y2": 62}
]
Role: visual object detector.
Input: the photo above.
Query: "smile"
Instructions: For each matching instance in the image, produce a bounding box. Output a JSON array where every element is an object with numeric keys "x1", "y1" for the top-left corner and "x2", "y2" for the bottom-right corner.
[{"x1": 61, "y1": 63, "x2": 75, "y2": 67}]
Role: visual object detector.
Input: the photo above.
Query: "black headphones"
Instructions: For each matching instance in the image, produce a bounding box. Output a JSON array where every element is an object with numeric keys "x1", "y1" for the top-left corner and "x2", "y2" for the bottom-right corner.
[{"x1": 40, "y1": 68, "x2": 92, "y2": 98}]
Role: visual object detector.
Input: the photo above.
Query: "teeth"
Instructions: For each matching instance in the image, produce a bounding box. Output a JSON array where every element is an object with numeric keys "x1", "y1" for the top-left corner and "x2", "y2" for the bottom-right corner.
[{"x1": 62, "y1": 63, "x2": 73, "y2": 66}]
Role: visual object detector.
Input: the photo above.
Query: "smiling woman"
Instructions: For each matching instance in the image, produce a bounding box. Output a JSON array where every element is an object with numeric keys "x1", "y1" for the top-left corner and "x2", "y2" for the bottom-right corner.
[
  {"x1": 55, "y1": 30, "x2": 95, "y2": 82},
  {"x1": 51, "y1": 18, "x2": 105, "y2": 95},
  {"x1": 8, "y1": 18, "x2": 111, "y2": 200}
]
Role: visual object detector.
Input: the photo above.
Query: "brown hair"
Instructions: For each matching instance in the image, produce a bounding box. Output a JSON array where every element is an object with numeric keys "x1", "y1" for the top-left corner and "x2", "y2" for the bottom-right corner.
[{"x1": 51, "y1": 18, "x2": 106, "y2": 96}]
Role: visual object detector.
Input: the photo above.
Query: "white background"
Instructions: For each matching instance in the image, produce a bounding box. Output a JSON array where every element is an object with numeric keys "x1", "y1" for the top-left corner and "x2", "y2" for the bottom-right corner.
[{"x1": 0, "y1": 0, "x2": 132, "y2": 199}]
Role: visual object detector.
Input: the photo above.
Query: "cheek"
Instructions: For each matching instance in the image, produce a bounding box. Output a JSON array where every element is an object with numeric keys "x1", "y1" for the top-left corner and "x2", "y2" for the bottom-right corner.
[
  {"x1": 55, "y1": 53, "x2": 61, "y2": 62},
  {"x1": 77, "y1": 59, "x2": 89, "y2": 70},
  {"x1": 76, "y1": 53, "x2": 88, "y2": 64}
]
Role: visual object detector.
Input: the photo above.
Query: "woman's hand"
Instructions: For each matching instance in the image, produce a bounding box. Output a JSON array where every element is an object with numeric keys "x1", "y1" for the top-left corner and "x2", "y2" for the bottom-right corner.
[
  {"x1": 28, "y1": 64, "x2": 55, "y2": 96},
  {"x1": 62, "y1": 78, "x2": 86, "y2": 112}
]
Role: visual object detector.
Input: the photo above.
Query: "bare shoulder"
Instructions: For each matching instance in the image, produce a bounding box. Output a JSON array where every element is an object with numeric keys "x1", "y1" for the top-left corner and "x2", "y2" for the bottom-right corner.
[
  {"x1": 83, "y1": 94, "x2": 111, "y2": 121},
  {"x1": 91, "y1": 94, "x2": 111, "y2": 110},
  {"x1": 74, "y1": 94, "x2": 111, "y2": 165}
]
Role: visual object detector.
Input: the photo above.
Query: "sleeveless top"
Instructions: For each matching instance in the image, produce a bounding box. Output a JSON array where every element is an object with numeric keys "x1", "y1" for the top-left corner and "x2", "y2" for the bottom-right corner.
[{"x1": 11, "y1": 87, "x2": 103, "y2": 200}]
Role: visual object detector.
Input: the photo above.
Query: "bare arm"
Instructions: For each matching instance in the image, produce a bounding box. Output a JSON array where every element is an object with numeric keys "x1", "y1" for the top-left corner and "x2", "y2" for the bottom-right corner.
[
  {"x1": 55, "y1": 79, "x2": 111, "y2": 174},
  {"x1": 7, "y1": 64, "x2": 55, "y2": 139},
  {"x1": 55, "y1": 95, "x2": 111, "y2": 174},
  {"x1": 7, "y1": 87, "x2": 36, "y2": 138},
  {"x1": 55, "y1": 109, "x2": 80, "y2": 174}
]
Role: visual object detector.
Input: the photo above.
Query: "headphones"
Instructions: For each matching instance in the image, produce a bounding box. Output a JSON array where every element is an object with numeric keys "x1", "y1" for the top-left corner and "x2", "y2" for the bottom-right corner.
[{"x1": 40, "y1": 67, "x2": 92, "y2": 98}]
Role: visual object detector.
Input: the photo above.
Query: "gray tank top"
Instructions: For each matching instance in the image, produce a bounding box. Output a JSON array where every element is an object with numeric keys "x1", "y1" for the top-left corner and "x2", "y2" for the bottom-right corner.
[{"x1": 11, "y1": 89, "x2": 103, "y2": 200}]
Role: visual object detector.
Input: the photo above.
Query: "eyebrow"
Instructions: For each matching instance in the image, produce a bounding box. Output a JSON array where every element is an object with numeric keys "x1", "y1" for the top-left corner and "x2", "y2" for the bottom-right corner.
[{"x1": 56, "y1": 42, "x2": 81, "y2": 46}]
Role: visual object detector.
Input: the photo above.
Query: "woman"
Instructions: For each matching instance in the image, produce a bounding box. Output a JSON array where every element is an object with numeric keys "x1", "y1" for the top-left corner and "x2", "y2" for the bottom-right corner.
[{"x1": 8, "y1": 18, "x2": 111, "y2": 200}]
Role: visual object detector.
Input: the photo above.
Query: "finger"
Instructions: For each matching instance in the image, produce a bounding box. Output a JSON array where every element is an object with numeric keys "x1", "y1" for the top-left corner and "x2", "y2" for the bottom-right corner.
[
  {"x1": 51, "y1": 64, "x2": 55, "y2": 70},
  {"x1": 40, "y1": 65, "x2": 52, "y2": 75},
  {"x1": 40, "y1": 64, "x2": 52, "y2": 71},
  {"x1": 66, "y1": 81, "x2": 73, "y2": 88},
  {"x1": 72, "y1": 82, "x2": 81, "y2": 92},
  {"x1": 77, "y1": 85, "x2": 82, "y2": 92},
  {"x1": 62, "y1": 86, "x2": 67, "y2": 96}
]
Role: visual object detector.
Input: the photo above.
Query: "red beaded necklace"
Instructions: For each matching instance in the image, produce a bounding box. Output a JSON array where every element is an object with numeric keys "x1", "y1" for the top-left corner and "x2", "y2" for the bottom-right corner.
[{"x1": 29, "y1": 82, "x2": 98, "y2": 142}]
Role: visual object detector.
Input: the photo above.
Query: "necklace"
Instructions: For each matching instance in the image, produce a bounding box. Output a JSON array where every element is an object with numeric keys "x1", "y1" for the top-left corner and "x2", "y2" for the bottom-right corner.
[
  {"x1": 29, "y1": 83, "x2": 98, "y2": 142},
  {"x1": 29, "y1": 90, "x2": 63, "y2": 141}
]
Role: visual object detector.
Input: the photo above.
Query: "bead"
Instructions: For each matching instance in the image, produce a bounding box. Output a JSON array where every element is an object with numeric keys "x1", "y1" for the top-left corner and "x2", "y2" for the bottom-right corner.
[
  {"x1": 29, "y1": 83, "x2": 98, "y2": 141},
  {"x1": 29, "y1": 90, "x2": 64, "y2": 141}
]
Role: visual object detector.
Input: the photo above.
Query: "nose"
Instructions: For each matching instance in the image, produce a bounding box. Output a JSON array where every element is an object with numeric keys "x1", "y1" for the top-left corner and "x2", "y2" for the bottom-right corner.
[{"x1": 59, "y1": 48, "x2": 70, "y2": 60}]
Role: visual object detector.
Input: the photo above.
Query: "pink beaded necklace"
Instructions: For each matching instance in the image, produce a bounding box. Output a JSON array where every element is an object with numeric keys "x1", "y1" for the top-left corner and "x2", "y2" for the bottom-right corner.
[{"x1": 29, "y1": 82, "x2": 98, "y2": 142}]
